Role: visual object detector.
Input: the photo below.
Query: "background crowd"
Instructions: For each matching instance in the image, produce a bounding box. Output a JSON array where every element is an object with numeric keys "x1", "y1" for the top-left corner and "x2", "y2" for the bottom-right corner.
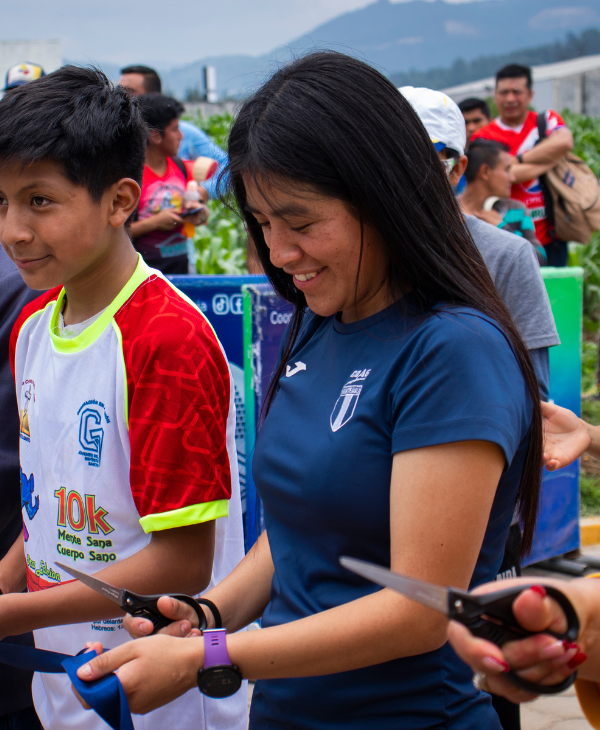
[{"x1": 0, "y1": 52, "x2": 597, "y2": 730}]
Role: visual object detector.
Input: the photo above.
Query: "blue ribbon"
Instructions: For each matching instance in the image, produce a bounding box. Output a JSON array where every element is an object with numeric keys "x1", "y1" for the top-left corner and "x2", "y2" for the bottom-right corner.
[{"x1": 0, "y1": 643, "x2": 133, "y2": 730}]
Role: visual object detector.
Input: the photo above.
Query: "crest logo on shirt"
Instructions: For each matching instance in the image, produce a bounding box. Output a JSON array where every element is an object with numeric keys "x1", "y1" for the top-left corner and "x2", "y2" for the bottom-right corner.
[
  {"x1": 77, "y1": 400, "x2": 110, "y2": 468},
  {"x1": 19, "y1": 380, "x2": 35, "y2": 442},
  {"x1": 330, "y1": 369, "x2": 371, "y2": 433}
]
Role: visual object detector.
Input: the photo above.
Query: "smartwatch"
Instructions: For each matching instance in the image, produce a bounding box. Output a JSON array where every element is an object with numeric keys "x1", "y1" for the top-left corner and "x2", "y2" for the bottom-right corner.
[
  {"x1": 516, "y1": 153, "x2": 524, "y2": 164},
  {"x1": 197, "y1": 629, "x2": 243, "y2": 698}
]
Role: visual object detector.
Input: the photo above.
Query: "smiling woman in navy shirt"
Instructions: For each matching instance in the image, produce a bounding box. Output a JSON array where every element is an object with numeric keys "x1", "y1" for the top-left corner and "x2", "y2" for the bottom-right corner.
[{"x1": 77, "y1": 52, "x2": 544, "y2": 730}]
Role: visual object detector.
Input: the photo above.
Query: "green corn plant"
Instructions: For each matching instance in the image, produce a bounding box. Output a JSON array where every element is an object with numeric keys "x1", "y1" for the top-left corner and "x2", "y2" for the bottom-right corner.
[{"x1": 182, "y1": 110, "x2": 249, "y2": 274}]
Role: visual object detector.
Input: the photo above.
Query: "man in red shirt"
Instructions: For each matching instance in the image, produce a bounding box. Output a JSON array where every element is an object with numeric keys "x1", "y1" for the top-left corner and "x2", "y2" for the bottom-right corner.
[
  {"x1": 471, "y1": 64, "x2": 574, "y2": 266},
  {"x1": 130, "y1": 94, "x2": 206, "y2": 274}
]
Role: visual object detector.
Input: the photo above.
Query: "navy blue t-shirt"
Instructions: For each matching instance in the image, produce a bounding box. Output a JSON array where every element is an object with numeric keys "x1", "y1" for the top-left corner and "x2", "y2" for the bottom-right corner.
[{"x1": 250, "y1": 300, "x2": 532, "y2": 730}]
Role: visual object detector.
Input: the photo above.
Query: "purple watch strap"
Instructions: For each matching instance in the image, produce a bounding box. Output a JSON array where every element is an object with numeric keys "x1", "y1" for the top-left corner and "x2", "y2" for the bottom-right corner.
[{"x1": 203, "y1": 629, "x2": 231, "y2": 668}]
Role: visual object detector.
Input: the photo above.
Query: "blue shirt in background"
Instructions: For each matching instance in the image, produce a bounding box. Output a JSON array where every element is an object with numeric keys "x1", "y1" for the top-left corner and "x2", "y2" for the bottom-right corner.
[
  {"x1": 178, "y1": 120, "x2": 229, "y2": 199},
  {"x1": 250, "y1": 299, "x2": 533, "y2": 730}
]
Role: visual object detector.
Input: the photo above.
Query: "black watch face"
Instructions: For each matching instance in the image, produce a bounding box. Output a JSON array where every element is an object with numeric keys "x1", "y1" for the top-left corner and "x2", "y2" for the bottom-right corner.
[{"x1": 198, "y1": 666, "x2": 243, "y2": 698}]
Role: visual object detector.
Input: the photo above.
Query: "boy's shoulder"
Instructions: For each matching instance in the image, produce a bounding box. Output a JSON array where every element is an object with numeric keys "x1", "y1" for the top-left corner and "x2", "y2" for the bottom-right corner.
[
  {"x1": 9, "y1": 286, "x2": 61, "y2": 375},
  {"x1": 115, "y1": 271, "x2": 226, "y2": 367},
  {"x1": 14, "y1": 287, "x2": 62, "y2": 327},
  {"x1": 10, "y1": 286, "x2": 61, "y2": 342}
]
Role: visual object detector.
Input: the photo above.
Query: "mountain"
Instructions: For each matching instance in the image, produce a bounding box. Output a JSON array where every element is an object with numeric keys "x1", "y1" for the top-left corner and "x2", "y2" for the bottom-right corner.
[
  {"x1": 390, "y1": 27, "x2": 600, "y2": 89},
  {"x1": 75, "y1": 0, "x2": 600, "y2": 98}
]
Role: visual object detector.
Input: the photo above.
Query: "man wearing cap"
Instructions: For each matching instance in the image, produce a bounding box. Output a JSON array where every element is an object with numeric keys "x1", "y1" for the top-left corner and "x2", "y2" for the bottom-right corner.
[
  {"x1": 400, "y1": 85, "x2": 560, "y2": 730},
  {"x1": 3, "y1": 63, "x2": 45, "y2": 94}
]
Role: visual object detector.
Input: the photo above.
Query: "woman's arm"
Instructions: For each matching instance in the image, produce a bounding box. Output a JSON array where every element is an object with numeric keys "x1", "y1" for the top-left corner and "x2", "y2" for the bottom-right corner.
[
  {"x1": 126, "y1": 529, "x2": 275, "y2": 637},
  {"x1": 78, "y1": 439, "x2": 505, "y2": 712}
]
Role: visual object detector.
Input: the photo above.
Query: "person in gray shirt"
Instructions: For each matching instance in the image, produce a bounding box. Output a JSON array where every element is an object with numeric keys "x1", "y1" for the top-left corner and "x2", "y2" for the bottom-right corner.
[
  {"x1": 402, "y1": 85, "x2": 560, "y2": 730},
  {"x1": 464, "y1": 215, "x2": 559, "y2": 399},
  {"x1": 401, "y1": 85, "x2": 559, "y2": 399}
]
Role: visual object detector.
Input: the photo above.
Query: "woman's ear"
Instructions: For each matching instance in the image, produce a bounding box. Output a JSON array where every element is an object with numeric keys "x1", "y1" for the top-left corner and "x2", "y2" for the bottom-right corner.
[{"x1": 108, "y1": 178, "x2": 141, "y2": 228}]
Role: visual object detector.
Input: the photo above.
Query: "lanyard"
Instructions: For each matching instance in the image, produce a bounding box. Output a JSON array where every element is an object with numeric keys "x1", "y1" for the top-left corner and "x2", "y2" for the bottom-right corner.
[{"x1": 0, "y1": 643, "x2": 133, "y2": 730}]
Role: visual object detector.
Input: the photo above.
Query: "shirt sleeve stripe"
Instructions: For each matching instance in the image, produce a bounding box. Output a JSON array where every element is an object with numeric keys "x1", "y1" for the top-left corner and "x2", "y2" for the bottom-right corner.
[{"x1": 139, "y1": 499, "x2": 229, "y2": 533}]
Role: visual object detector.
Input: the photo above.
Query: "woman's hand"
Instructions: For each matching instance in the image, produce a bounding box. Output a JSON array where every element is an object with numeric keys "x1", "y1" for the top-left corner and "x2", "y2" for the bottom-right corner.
[
  {"x1": 124, "y1": 596, "x2": 206, "y2": 639},
  {"x1": 447, "y1": 582, "x2": 588, "y2": 703},
  {"x1": 74, "y1": 635, "x2": 204, "y2": 714},
  {"x1": 541, "y1": 401, "x2": 591, "y2": 470}
]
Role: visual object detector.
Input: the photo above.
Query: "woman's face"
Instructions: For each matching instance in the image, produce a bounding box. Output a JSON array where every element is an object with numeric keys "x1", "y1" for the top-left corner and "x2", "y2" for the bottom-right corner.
[{"x1": 244, "y1": 176, "x2": 391, "y2": 323}]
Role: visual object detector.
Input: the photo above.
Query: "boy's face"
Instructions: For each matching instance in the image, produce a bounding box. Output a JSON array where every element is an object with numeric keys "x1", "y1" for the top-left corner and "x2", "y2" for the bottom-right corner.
[
  {"x1": 462, "y1": 108, "x2": 490, "y2": 144},
  {"x1": 0, "y1": 159, "x2": 115, "y2": 290},
  {"x1": 157, "y1": 118, "x2": 183, "y2": 158},
  {"x1": 482, "y1": 150, "x2": 515, "y2": 198}
]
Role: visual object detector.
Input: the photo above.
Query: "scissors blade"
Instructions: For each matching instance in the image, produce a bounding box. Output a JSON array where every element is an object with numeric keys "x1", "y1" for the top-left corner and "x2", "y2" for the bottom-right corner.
[
  {"x1": 55, "y1": 562, "x2": 126, "y2": 608},
  {"x1": 340, "y1": 556, "x2": 450, "y2": 616}
]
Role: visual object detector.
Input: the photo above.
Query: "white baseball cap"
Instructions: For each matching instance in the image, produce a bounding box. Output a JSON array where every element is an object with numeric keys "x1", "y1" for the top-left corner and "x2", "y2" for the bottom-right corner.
[
  {"x1": 399, "y1": 86, "x2": 466, "y2": 157},
  {"x1": 4, "y1": 62, "x2": 45, "y2": 91}
]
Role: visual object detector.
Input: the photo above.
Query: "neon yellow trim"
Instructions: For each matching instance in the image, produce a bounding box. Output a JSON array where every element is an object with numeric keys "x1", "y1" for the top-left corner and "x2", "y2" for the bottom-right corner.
[
  {"x1": 49, "y1": 255, "x2": 152, "y2": 354},
  {"x1": 139, "y1": 500, "x2": 229, "y2": 533},
  {"x1": 20, "y1": 299, "x2": 56, "y2": 330},
  {"x1": 112, "y1": 321, "x2": 129, "y2": 428}
]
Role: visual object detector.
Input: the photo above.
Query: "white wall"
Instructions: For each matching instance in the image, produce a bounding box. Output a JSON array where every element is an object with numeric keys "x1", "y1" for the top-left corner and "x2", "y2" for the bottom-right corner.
[{"x1": 0, "y1": 41, "x2": 62, "y2": 89}]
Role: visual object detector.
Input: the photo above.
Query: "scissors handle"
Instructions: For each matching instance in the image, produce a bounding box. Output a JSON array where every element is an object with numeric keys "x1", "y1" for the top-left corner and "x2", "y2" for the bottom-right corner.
[
  {"x1": 449, "y1": 584, "x2": 580, "y2": 696},
  {"x1": 122, "y1": 591, "x2": 208, "y2": 634}
]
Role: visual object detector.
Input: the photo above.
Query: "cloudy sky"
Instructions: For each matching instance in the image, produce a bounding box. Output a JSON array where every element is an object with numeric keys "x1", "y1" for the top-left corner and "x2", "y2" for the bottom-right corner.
[{"x1": 1, "y1": 0, "x2": 481, "y2": 67}]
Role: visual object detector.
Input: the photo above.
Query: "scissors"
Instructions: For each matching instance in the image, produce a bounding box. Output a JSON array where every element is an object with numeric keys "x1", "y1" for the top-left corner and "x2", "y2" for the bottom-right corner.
[
  {"x1": 340, "y1": 556, "x2": 580, "y2": 695},
  {"x1": 56, "y1": 562, "x2": 207, "y2": 634}
]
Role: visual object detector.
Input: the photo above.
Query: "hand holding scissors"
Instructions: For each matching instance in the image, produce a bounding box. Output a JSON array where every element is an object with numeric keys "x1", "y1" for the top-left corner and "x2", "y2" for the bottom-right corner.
[
  {"x1": 56, "y1": 563, "x2": 207, "y2": 634},
  {"x1": 340, "y1": 557, "x2": 580, "y2": 695}
]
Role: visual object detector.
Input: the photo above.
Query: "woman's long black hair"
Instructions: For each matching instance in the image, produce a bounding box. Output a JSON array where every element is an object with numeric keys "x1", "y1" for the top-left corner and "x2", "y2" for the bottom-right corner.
[{"x1": 224, "y1": 51, "x2": 542, "y2": 556}]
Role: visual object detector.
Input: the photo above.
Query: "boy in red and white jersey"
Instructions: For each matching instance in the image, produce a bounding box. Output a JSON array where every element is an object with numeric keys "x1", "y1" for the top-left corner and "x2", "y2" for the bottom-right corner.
[
  {"x1": 0, "y1": 66, "x2": 246, "y2": 729},
  {"x1": 471, "y1": 63, "x2": 574, "y2": 266}
]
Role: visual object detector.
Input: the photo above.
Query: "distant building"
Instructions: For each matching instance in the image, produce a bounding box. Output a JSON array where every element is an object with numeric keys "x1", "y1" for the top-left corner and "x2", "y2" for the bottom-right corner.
[
  {"x1": 444, "y1": 54, "x2": 600, "y2": 116},
  {"x1": 0, "y1": 40, "x2": 62, "y2": 89}
]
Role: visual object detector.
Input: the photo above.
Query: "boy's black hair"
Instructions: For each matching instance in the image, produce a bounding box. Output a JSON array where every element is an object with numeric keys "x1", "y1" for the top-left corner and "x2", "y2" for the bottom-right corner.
[
  {"x1": 496, "y1": 64, "x2": 533, "y2": 89},
  {"x1": 0, "y1": 65, "x2": 148, "y2": 201},
  {"x1": 120, "y1": 65, "x2": 162, "y2": 93},
  {"x1": 137, "y1": 93, "x2": 184, "y2": 134},
  {"x1": 458, "y1": 97, "x2": 490, "y2": 118},
  {"x1": 464, "y1": 139, "x2": 509, "y2": 183}
]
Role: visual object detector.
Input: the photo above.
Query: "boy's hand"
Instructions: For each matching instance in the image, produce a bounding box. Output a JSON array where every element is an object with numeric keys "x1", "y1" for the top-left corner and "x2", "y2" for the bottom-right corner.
[
  {"x1": 124, "y1": 595, "x2": 206, "y2": 639},
  {"x1": 184, "y1": 207, "x2": 208, "y2": 227},
  {"x1": 151, "y1": 209, "x2": 185, "y2": 231},
  {"x1": 75, "y1": 635, "x2": 203, "y2": 714}
]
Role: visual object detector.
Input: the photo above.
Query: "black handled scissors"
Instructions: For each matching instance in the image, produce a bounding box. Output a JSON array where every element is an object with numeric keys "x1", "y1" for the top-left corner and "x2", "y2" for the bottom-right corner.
[
  {"x1": 340, "y1": 556, "x2": 580, "y2": 695},
  {"x1": 56, "y1": 562, "x2": 207, "y2": 634}
]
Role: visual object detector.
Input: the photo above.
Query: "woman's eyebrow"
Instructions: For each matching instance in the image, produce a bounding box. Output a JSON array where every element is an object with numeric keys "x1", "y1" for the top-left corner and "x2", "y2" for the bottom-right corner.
[{"x1": 245, "y1": 202, "x2": 311, "y2": 217}]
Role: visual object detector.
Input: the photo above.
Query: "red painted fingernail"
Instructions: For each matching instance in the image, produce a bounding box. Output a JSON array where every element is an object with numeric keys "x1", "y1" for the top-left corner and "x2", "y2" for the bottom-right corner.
[
  {"x1": 563, "y1": 641, "x2": 579, "y2": 651},
  {"x1": 530, "y1": 585, "x2": 547, "y2": 598},
  {"x1": 567, "y1": 651, "x2": 588, "y2": 670},
  {"x1": 483, "y1": 657, "x2": 510, "y2": 672}
]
